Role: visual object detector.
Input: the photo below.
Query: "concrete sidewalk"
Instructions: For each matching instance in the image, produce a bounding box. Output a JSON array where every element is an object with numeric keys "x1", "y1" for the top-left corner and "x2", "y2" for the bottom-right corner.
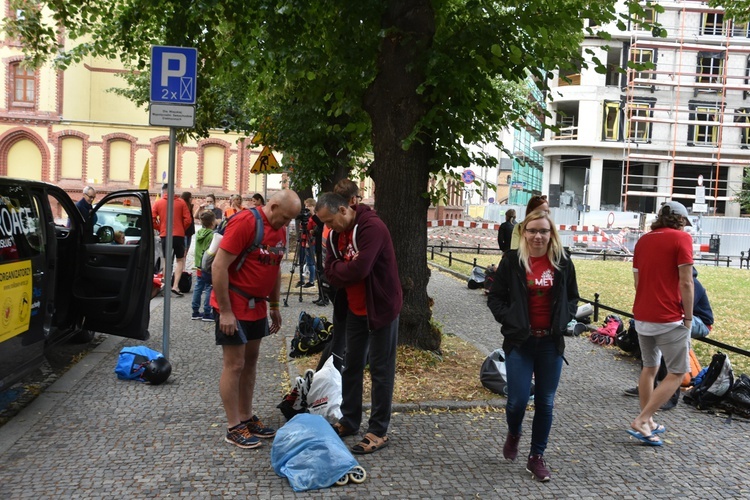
[{"x1": 0, "y1": 266, "x2": 748, "y2": 498}]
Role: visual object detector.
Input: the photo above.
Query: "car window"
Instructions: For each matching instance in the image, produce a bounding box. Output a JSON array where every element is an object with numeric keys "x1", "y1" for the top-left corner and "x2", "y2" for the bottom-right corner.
[
  {"x1": 93, "y1": 197, "x2": 144, "y2": 245},
  {"x1": 0, "y1": 184, "x2": 44, "y2": 263},
  {"x1": 48, "y1": 193, "x2": 75, "y2": 229}
]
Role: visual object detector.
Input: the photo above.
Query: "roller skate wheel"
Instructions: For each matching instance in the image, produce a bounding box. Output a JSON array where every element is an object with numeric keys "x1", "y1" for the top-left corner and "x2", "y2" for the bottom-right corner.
[
  {"x1": 335, "y1": 475, "x2": 349, "y2": 486},
  {"x1": 348, "y1": 465, "x2": 367, "y2": 484}
]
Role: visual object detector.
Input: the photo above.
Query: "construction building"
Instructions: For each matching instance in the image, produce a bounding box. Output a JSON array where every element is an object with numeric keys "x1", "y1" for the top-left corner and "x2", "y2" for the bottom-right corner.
[{"x1": 535, "y1": 0, "x2": 750, "y2": 217}]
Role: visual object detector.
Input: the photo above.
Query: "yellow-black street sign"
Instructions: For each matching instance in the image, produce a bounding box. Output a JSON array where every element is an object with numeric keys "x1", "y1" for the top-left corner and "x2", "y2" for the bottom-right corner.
[{"x1": 250, "y1": 146, "x2": 280, "y2": 174}]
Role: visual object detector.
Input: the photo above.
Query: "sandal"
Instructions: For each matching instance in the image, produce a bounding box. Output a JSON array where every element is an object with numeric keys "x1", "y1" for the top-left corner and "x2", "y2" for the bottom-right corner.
[
  {"x1": 351, "y1": 432, "x2": 389, "y2": 455},
  {"x1": 332, "y1": 422, "x2": 357, "y2": 438}
]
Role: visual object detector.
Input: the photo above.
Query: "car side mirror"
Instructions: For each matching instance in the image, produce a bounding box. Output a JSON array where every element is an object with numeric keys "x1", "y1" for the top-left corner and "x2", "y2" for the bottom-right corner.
[{"x1": 97, "y1": 225, "x2": 115, "y2": 243}]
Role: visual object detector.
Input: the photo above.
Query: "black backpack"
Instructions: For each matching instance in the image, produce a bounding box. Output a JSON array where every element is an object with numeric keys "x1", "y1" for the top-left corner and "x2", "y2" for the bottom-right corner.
[
  {"x1": 201, "y1": 207, "x2": 264, "y2": 285},
  {"x1": 683, "y1": 352, "x2": 734, "y2": 410},
  {"x1": 615, "y1": 319, "x2": 641, "y2": 358},
  {"x1": 289, "y1": 311, "x2": 333, "y2": 358},
  {"x1": 172, "y1": 271, "x2": 192, "y2": 293}
]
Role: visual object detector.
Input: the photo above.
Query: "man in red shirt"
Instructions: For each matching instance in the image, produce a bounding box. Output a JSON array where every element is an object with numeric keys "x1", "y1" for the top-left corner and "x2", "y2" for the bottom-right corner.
[
  {"x1": 210, "y1": 189, "x2": 301, "y2": 449},
  {"x1": 152, "y1": 183, "x2": 193, "y2": 296},
  {"x1": 628, "y1": 201, "x2": 694, "y2": 447}
]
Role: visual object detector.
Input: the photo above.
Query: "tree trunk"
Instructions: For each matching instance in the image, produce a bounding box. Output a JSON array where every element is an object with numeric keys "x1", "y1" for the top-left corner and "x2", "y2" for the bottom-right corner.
[{"x1": 364, "y1": 0, "x2": 439, "y2": 350}]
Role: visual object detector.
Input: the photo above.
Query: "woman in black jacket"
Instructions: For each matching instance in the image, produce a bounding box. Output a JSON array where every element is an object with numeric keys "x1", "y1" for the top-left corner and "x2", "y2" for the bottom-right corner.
[{"x1": 487, "y1": 210, "x2": 579, "y2": 482}]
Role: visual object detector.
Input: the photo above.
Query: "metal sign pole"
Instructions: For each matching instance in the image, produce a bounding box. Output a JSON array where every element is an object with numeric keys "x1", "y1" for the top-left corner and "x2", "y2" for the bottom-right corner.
[{"x1": 162, "y1": 127, "x2": 177, "y2": 359}]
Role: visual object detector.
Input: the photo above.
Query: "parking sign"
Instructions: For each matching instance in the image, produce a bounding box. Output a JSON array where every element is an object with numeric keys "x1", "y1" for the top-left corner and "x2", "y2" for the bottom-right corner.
[{"x1": 150, "y1": 46, "x2": 198, "y2": 104}]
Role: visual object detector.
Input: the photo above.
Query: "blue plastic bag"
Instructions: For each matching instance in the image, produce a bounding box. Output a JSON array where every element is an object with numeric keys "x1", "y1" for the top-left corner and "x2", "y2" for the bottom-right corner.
[
  {"x1": 271, "y1": 413, "x2": 358, "y2": 492},
  {"x1": 115, "y1": 346, "x2": 164, "y2": 381}
]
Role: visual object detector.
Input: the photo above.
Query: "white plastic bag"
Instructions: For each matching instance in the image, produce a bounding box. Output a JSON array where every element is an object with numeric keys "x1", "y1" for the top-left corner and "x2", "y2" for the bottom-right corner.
[{"x1": 306, "y1": 356, "x2": 342, "y2": 422}]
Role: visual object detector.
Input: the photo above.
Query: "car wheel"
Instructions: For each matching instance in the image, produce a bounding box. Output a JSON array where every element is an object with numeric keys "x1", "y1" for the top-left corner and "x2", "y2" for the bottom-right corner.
[{"x1": 71, "y1": 328, "x2": 96, "y2": 344}]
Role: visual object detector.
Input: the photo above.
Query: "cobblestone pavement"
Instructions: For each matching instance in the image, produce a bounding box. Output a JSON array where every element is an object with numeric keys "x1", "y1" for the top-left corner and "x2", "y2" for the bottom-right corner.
[{"x1": 0, "y1": 265, "x2": 748, "y2": 499}]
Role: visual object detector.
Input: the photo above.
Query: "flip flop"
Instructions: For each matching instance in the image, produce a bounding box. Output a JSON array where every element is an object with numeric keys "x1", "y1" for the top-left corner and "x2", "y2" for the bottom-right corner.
[
  {"x1": 626, "y1": 429, "x2": 663, "y2": 446},
  {"x1": 651, "y1": 424, "x2": 666, "y2": 435},
  {"x1": 171, "y1": 289, "x2": 183, "y2": 297},
  {"x1": 351, "y1": 433, "x2": 389, "y2": 454}
]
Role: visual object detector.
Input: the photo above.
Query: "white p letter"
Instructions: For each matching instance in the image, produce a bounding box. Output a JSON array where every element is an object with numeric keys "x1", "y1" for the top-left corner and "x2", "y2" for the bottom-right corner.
[{"x1": 161, "y1": 53, "x2": 186, "y2": 86}]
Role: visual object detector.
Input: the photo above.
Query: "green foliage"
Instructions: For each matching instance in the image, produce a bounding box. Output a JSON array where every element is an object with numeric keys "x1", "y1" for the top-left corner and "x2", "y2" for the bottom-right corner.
[
  {"x1": 3, "y1": 0, "x2": 654, "y2": 189},
  {"x1": 3, "y1": 0, "x2": 666, "y2": 347}
]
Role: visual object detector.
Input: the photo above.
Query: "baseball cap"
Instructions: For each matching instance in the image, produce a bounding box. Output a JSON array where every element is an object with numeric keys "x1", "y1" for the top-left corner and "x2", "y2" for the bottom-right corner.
[{"x1": 659, "y1": 201, "x2": 692, "y2": 226}]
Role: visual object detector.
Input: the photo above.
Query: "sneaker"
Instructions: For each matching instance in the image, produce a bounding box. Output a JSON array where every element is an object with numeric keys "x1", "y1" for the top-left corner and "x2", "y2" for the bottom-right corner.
[
  {"x1": 295, "y1": 280, "x2": 305, "y2": 287},
  {"x1": 526, "y1": 454, "x2": 551, "y2": 482},
  {"x1": 201, "y1": 312, "x2": 215, "y2": 322},
  {"x1": 191, "y1": 311, "x2": 202, "y2": 321},
  {"x1": 244, "y1": 415, "x2": 276, "y2": 438},
  {"x1": 503, "y1": 433, "x2": 520, "y2": 461},
  {"x1": 303, "y1": 282, "x2": 315, "y2": 288},
  {"x1": 623, "y1": 387, "x2": 639, "y2": 397},
  {"x1": 225, "y1": 424, "x2": 261, "y2": 449}
]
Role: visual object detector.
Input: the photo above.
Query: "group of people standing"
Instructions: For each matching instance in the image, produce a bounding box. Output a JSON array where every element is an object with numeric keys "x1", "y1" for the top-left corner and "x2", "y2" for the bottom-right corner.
[
  {"x1": 490, "y1": 195, "x2": 708, "y2": 481},
  {"x1": 203, "y1": 181, "x2": 401, "y2": 457}
]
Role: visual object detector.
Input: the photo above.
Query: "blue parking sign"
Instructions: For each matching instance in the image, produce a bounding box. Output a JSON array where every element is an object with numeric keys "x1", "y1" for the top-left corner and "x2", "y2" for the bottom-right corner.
[{"x1": 150, "y1": 46, "x2": 198, "y2": 104}]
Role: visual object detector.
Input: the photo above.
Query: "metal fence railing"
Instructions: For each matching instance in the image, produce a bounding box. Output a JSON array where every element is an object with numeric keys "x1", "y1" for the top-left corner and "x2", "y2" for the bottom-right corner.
[{"x1": 427, "y1": 247, "x2": 750, "y2": 359}]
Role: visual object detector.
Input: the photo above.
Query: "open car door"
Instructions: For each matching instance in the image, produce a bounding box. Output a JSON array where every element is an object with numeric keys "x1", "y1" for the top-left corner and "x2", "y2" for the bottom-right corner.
[{"x1": 72, "y1": 191, "x2": 154, "y2": 340}]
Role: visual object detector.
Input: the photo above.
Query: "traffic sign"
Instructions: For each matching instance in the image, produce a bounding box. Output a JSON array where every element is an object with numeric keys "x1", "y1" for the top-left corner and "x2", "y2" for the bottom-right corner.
[
  {"x1": 150, "y1": 46, "x2": 198, "y2": 104},
  {"x1": 461, "y1": 169, "x2": 475, "y2": 184},
  {"x1": 250, "y1": 146, "x2": 280, "y2": 174},
  {"x1": 695, "y1": 185, "x2": 706, "y2": 204}
]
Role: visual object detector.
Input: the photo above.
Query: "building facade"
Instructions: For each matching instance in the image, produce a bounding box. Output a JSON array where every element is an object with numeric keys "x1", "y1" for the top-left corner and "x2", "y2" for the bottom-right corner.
[
  {"x1": 0, "y1": 4, "x2": 279, "y2": 208},
  {"x1": 535, "y1": 0, "x2": 750, "y2": 217}
]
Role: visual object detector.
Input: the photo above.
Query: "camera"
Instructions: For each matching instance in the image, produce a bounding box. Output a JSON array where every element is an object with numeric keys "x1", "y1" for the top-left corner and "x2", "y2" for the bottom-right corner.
[{"x1": 295, "y1": 208, "x2": 310, "y2": 233}]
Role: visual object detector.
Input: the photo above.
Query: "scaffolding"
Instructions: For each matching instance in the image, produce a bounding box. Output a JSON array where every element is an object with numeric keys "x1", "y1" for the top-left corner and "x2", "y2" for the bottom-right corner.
[{"x1": 622, "y1": 0, "x2": 750, "y2": 215}]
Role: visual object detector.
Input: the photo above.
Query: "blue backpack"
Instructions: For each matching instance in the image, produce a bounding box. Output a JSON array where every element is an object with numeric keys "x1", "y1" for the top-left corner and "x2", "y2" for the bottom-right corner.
[
  {"x1": 115, "y1": 346, "x2": 164, "y2": 381},
  {"x1": 201, "y1": 207, "x2": 264, "y2": 285}
]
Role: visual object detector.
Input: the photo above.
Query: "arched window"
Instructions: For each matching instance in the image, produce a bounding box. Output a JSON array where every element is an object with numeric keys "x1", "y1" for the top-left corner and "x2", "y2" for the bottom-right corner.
[{"x1": 10, "y1": 62, "x2": 36, "y2": 108}]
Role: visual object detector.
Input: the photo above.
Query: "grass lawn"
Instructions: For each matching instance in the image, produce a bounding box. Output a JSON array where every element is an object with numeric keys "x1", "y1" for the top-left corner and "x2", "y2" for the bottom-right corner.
[{"x1": 430, "y1": 252, "x2": 750, "y2": 376}]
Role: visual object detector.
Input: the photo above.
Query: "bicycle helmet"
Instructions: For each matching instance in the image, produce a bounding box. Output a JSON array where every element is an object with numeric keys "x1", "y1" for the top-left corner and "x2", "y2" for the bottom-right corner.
[{"x1": 142, "y1": 357, "x2": 172, "y2": 385}]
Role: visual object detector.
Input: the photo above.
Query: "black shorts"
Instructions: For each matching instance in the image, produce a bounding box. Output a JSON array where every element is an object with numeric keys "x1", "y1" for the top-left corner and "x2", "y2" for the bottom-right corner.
[
  {"x1": 214, "y1": 310, "x2": 270, "y2": 345},
  {"x1": 161, "y1": 236, "x2": 186, "y2": 259}
]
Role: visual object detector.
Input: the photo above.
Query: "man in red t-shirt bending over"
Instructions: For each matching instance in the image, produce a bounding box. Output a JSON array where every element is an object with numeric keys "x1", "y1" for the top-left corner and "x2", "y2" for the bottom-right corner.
[
  {"x1": 210, "y1": 190, "x2": 301, "y2": 449},
  {"x1": 629, "y1": 201, "x2": 694, "y2": 447}
]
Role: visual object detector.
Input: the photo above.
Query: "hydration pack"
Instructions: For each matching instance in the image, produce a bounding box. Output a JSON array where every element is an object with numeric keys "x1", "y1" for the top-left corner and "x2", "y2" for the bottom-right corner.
[{"x1": 201, "y1": 207, "x2": 263, "y2": 285}]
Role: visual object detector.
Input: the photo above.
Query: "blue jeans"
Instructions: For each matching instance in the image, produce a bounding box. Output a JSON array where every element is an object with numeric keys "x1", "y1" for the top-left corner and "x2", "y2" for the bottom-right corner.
[
  {"x1": 505, "y1": 336, "x2": 563, "y2": 457},
  {"x1": 191, "y1": 272, "x2": 212, "y2": 314},
  {"x1": 304, "y1": 247, "x2": 316, "y2": 284},
  {"x1": 691, "y1": 316, "x2": 710, "y2": 338}
]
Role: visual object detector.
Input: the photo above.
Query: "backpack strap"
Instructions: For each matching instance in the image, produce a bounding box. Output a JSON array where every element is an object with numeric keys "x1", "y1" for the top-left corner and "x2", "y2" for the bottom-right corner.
[
  {"x1": 229, "y1": 284, "x2": 268, "y2": 303},
  {"x1": 328, "y1": 230, "x2": 340, "y2": 259},
  {"x1": 327, "y1": 223, "x2": 358, "y2": 259},
  {"x1": 234, "y1": 207, "x2": 264, "y2": 273}
]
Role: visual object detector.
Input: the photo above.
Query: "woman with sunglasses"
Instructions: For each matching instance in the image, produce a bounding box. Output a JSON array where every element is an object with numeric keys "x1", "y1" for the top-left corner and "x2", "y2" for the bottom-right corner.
[{"x1": 487, "y1": 209, "x2": 579, "y2": 482}]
